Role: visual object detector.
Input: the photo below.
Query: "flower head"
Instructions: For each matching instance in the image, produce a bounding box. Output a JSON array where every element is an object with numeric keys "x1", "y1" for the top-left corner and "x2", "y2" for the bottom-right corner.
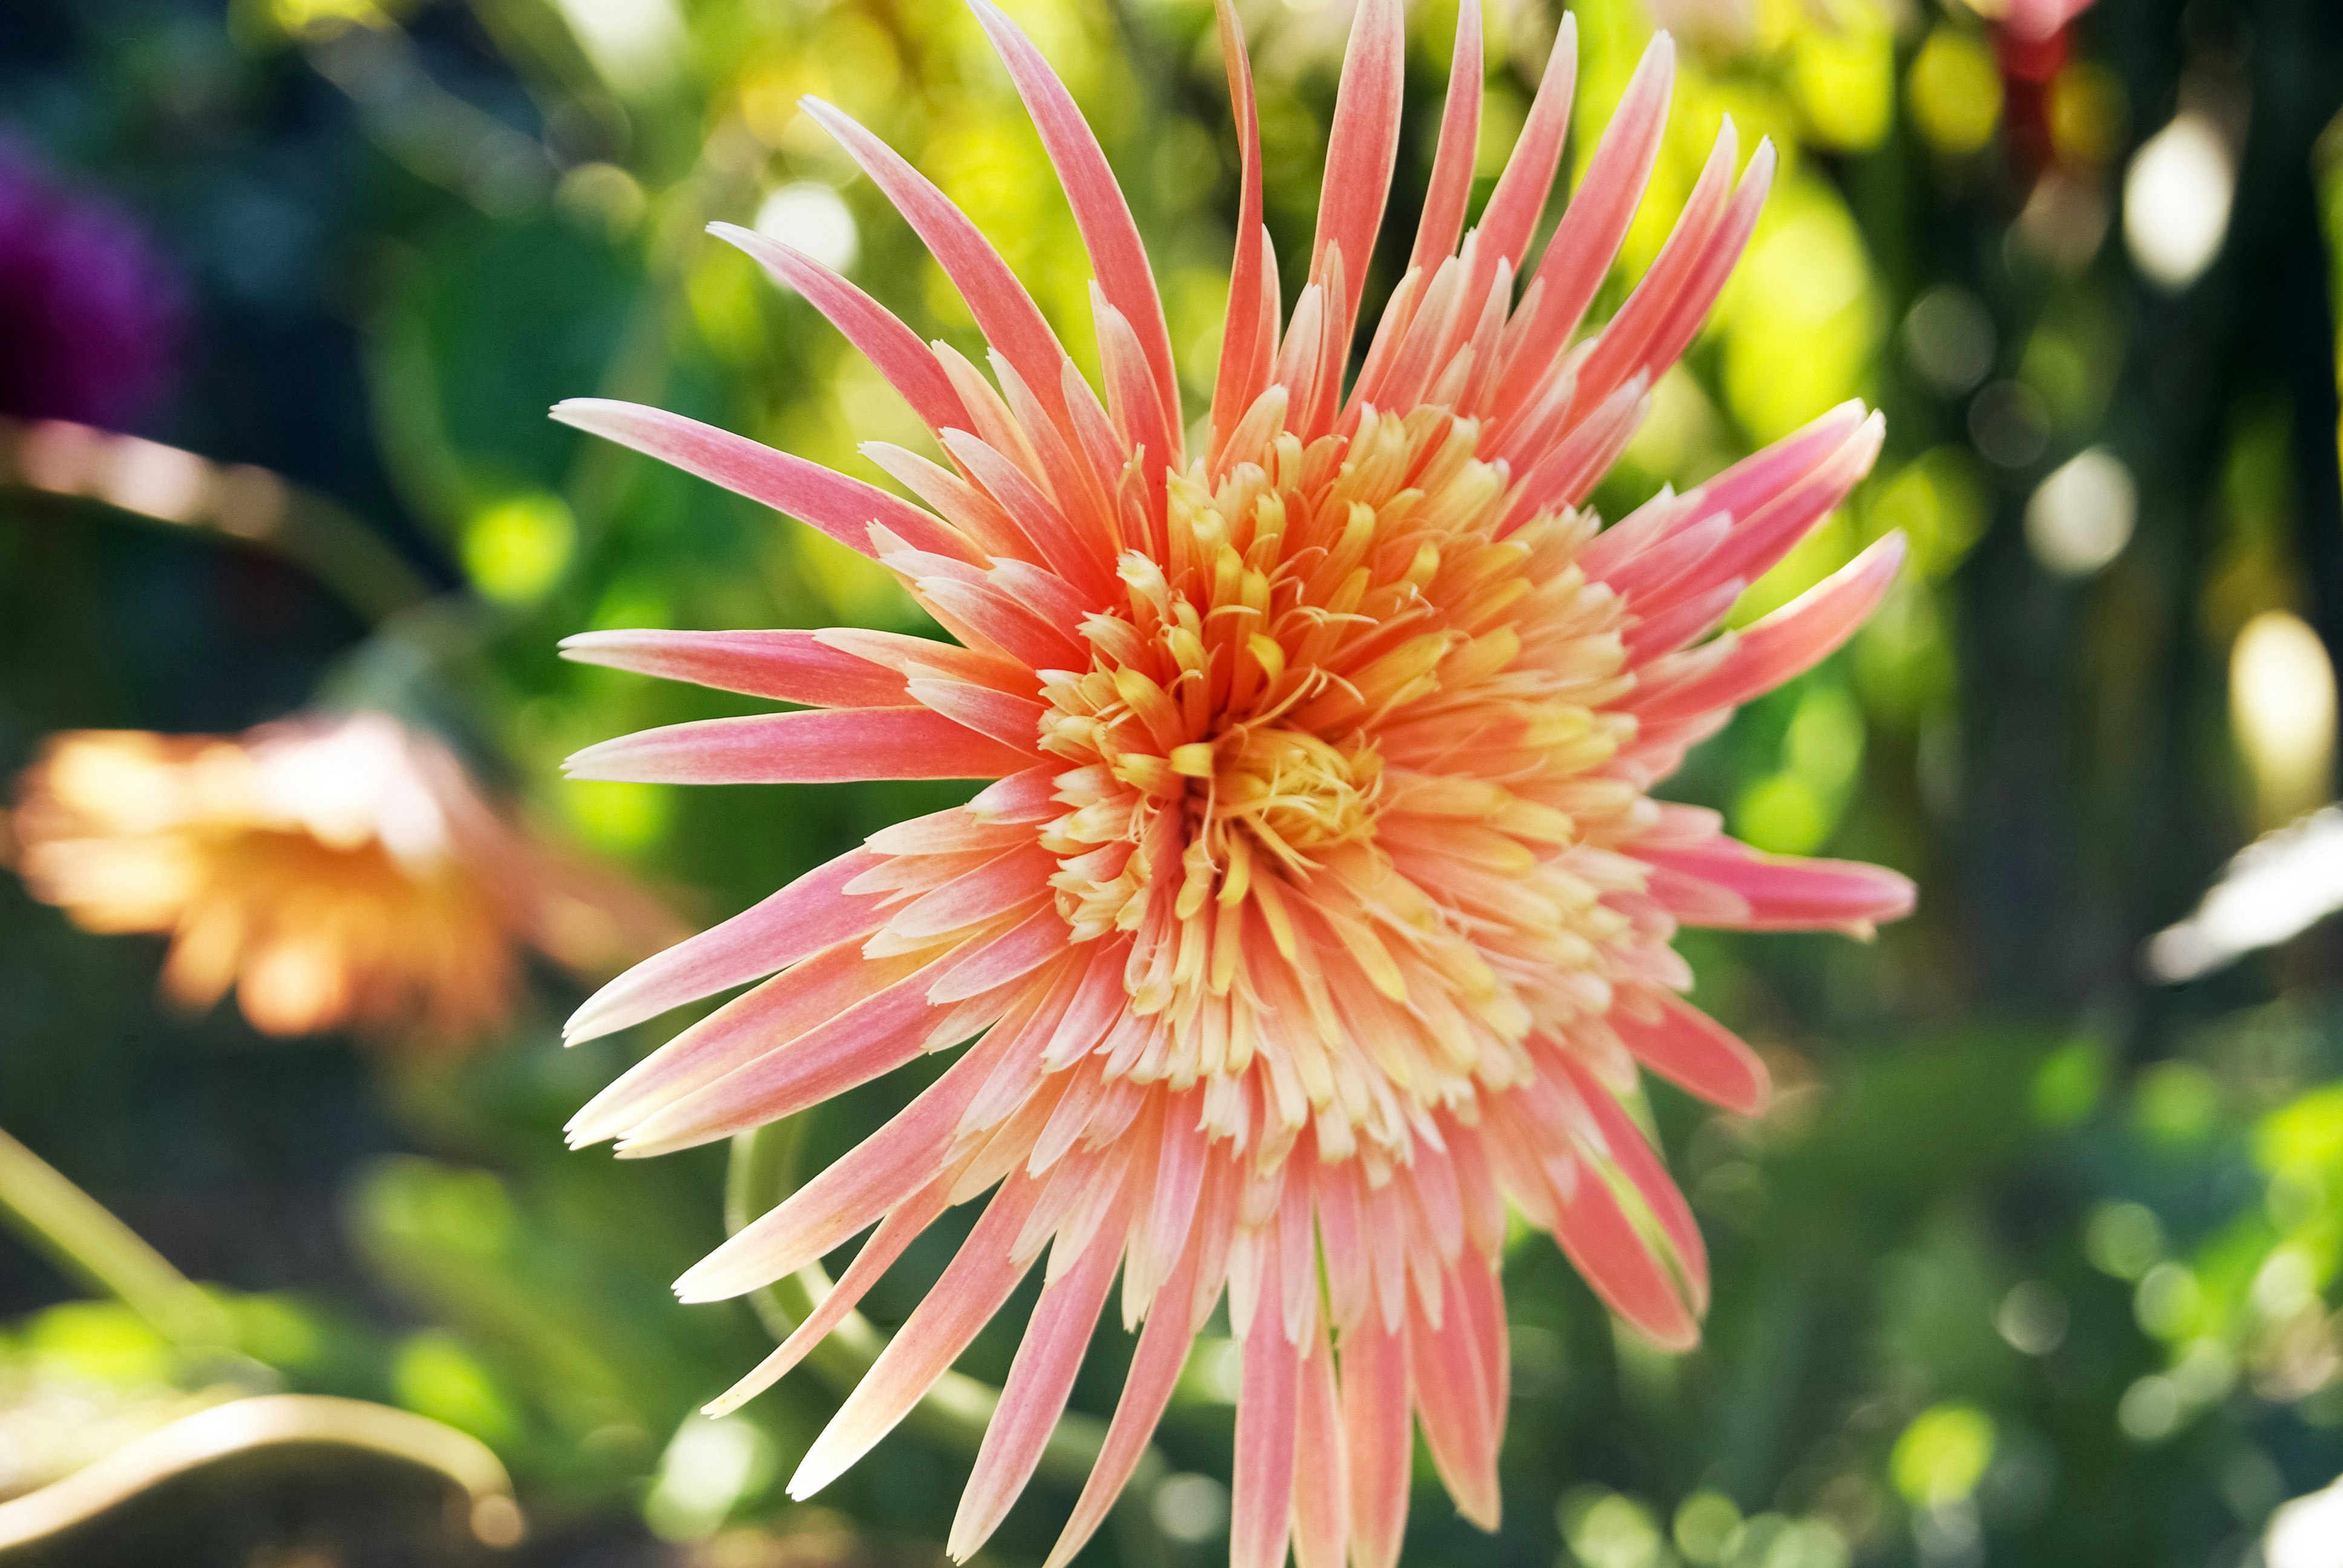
[
  {"x1": 0, "y1": 142, "x2": 182, "y2": 426},
  {"x1": 11, "y1": 713, "x2": 673, "y2": 1045},
  {"x1": 557, "y1": 4, "x2": 1910, "y2": 1562}
]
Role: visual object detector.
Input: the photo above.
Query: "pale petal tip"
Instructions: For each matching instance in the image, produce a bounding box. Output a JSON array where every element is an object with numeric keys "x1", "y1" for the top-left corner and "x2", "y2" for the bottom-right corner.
[
  {"x1": 786, "y1": 1448, "x2": 848, "y2": 1503},
  {"x1": 556, "y1": 630, "x2": 634, "y2": 667},
  {"x1": 705, "y1": 221, "x2": 762, "y2": 262},
  {"x1": 674, "y1": 1246, "x2": 771, "y2": 1302},
  {"x1": 562, "y1": 736, "x2": 631, "y2": 780},
  {"x1": 562, "y1": 987, "x2": 628, "y2": 1045},
  {"x1": 1651, "y1": 1319, "x2": 1702, "y2": 1354},
  {"x1": 1457, "y1": 1491, "x2": 1502, "y2": 1533},
  {"x1": 562, "y1": 1099, "x2": 621, "y2": 1145},
  {"x1": 1866, "y1": 867, "x2": 1919, "y2": 922}
]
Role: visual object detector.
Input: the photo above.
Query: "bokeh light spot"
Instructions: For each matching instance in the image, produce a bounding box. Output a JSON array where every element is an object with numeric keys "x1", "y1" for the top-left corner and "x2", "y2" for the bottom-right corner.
[
  {"x1": 644, "y1": 1414, "x2": 776, "y2": 1541},
  {"x1": 2084, "y1": 1201, "x2": 2166, "y2": 1280},
  {"x1": 393, "y1": 1331, "x2": 519, "y2": 1445},
  {"x1": 1673, "y1": 1490, "x2": 1743, "y2": 1564},
  {"x1": 1908, "y1": 29, "x2": 2002, "y2": 156},
  {"x1": 1791, "y1": 18, "x2": 1893, "y2": 152},
  {"x1": 754, "y1": 182, "x2": 859, "y2": 275},
  {"x1": 2024, "y1": 447, "x2": 2136, "y2": 577},
  {"x1": 1902, "y1": 287, "x2": 1996, "y2": 397},
  {"x1": 2125, "y1": 112, "x2": 2235, "y2": 290},
  {"x1": 462, "y1": 492, "x2": 577, "y2": 605},
  {"x1": 1892, "y1": 1403, "x2": 1996, "y2": 1508},
  {"x1": 2230, "y1": 610, "x2": 2338, "y2": 826},
  {"x1": 1996, "y1": 1281, "x2": 2071, "y2": 1356},
  {"x1": 563, "y1": 779, "x2": 670, "y2": 854},
  {"x1": 1152, "y1": 1472, "x2": 1231, "y2": 1543}
]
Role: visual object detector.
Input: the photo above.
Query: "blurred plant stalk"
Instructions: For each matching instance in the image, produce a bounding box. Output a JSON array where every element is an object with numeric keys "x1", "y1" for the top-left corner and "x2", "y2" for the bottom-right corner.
[
  {"x1": 0, "y1": 416, "x2": 436, "y2": 626},
  {"x1": 0, "y1": 1394, "x2": 524, "y2": 1554},
  {"x1": 0, "y1": 1129, "x2": 528, "y2": 1553},
  {"x1": 0, "y1": 1126, "x2": 231, "y2": 1350}
]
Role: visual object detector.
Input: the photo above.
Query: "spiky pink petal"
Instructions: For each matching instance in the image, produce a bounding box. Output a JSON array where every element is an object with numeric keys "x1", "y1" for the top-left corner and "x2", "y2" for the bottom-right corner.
[
  {"x1": 799, "y1": 100, "x2": 1077, "y2": 439},
  {"x1": 1610, "y1": 993, "x2": 1771, "y2": 1116},
  {"x1": 704, "y1": 1171, "x2": 957, "y2": 1418},
  {"x1": 551, "y1": 399, "x2": 975, "y2": 563},
  {"x1": 1291, "y1": 1331, "x2": 1351, "y2": 1568},
  {"x1": 563, "y1": 708, "x2": 1031, "y2": 785},
  {"x1": 790, "y1": 1174, "x2": 1046, "y2": 1500},
  {"x1": 1493, "y1": 34, "x2": 1676, "y2": 426},
  {"x1": 676, "y1": 1023, "x2": 1019, "y2": 1302},
  {"x1": 1630, "y1": 535, "x2": 1907, "y2": 726},
  {"x1": 1342, "y1": 1311, "x2": 1413, "y2": 1568},
  {"x1": 1551, "y1": 1159, "x2": 1701, "y2": 1351},
  {"x1": 565, "y1": 844, "x2": 883, "y2": 1045},
  {"x1": 1042, "y1": 1230, "x2": 1209, "y2": 1568},
  {"x1": 1230, "y1": 1244, "x2": 1302, "y2": 1568},
  {"x1": 1208, "y1": 0, "x2": 1271, "y2": 460},
  {"x1": 710, "y1": 223, "x2": 969, "y2": 434},
  {"x1": 1563, "y1": 1056, "x2": 1709, "y2": 1309},
  {"x1": 969, "y1": 0, "x2": 1179, "y2": 445},
  {"x1": 614, "y1": 947, "x2": 977, "y2": 1157},
  {"x1": 559, "y1": 629, "x2": 911, "y2": 708},
  {"x1": 1311, "y1": 0, "x2": 1406, "y2": 340},
  {"x1": 1565, "y1": 120, "x2": 1747, "y2": 422},
  {"x1": 1410, "y1": 0, "x2": 1484, "y2": 275},
  {"x1": 1475, "y1": 16, "x2": 1578, "y2": 281},
  {"x1": 568, "y1": 938, "x2": 925, "y2": 1148},
  {"x1": 949, "y1": 1187, "x2": 1128, "y2": 1560},
  {"x1": 1410, "y1": 1265, "x2": 1501, "y2": 1527},
  {"x1": 1640, "y1": 842, "x2": 1917, "y2": 932}
]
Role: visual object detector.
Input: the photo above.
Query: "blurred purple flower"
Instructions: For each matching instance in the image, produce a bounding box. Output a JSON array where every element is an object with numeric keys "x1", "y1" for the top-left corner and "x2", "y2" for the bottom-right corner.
[{"x1": 0, "y1": 143, "x2": 184, "y2": 425}]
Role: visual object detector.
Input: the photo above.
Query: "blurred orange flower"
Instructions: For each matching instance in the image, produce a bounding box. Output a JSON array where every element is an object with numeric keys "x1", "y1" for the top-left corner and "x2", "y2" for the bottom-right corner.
[{"x1": 8, "y1": 713, "x2": 677, "y2": 1046}]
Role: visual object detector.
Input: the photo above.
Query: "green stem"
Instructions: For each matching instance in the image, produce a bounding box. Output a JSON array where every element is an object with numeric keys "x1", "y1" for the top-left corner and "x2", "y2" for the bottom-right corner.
[
  {"x1": 0, "y1": 1128, "x2": 231, "y2": 1348},
  {"x1": 254, "y1": 488, "x2": 441, "y2": 626},
  {"x1": 724, "y1": 1121, "x2": 1169, "y2": 1565}
]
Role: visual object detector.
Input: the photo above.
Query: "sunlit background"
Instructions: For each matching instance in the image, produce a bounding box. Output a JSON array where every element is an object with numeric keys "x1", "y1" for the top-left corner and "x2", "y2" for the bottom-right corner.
[{"x1": 2, "y1": 0, "x2": 2342, "y2": 1563}]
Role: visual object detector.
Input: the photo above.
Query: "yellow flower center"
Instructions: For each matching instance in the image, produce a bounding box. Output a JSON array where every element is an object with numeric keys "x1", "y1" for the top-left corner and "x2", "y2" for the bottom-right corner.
[
  {"x1": 1196, "y1": 725, "x2": 1383, "y2": 859},
  {"x1": 1024, "y1": 397, "x2": 1642, "y2": 1155}
]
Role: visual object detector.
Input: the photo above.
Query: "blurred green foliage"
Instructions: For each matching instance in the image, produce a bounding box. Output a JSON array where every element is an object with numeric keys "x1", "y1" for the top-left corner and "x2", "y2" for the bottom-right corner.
[{"x1": 3, "y1": 0, "x2": 2343, "y2": 1563}]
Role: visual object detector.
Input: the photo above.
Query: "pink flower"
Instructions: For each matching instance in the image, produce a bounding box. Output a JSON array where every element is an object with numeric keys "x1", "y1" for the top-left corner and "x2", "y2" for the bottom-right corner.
[
  {"x1": 557, "y1": 4, "x2": 1912, "y2": 1562},
  {"x1": 1997, "y1": 0, "x2": 2096, "y2": 44}
]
